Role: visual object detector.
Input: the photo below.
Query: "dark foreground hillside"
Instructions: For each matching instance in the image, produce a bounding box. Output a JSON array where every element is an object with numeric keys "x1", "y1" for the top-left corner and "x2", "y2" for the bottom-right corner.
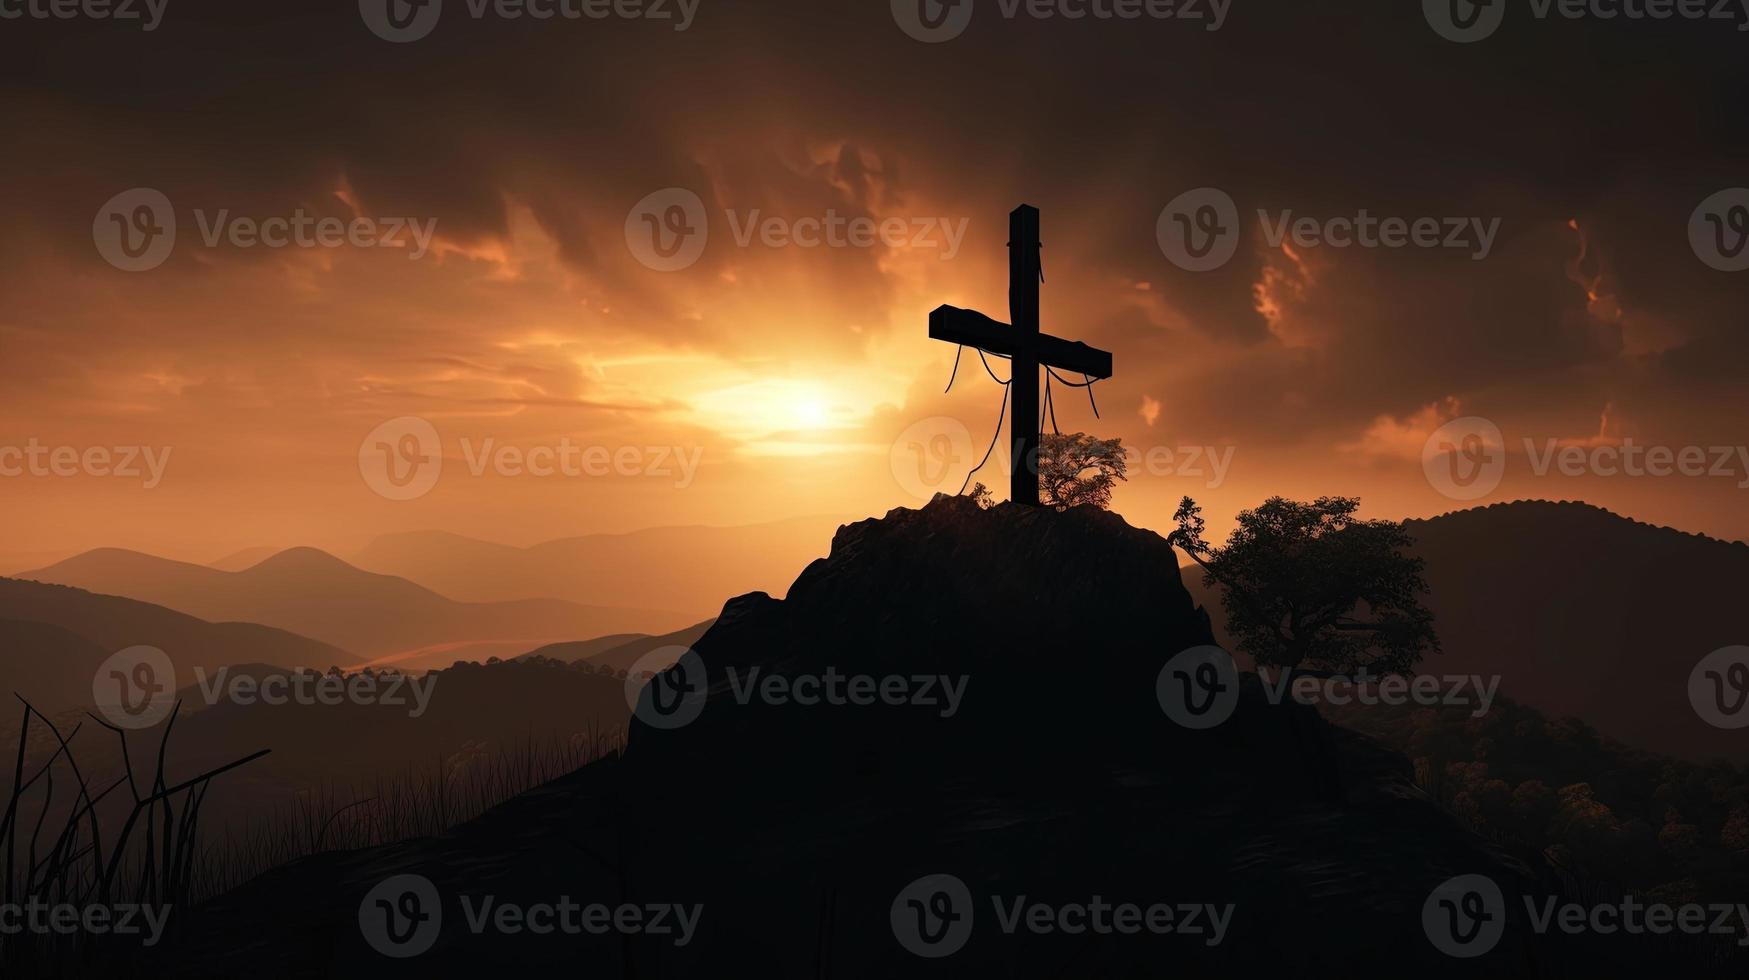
[{"x1": 140, "y1": 497, "x2": 1712, "y2": 977}]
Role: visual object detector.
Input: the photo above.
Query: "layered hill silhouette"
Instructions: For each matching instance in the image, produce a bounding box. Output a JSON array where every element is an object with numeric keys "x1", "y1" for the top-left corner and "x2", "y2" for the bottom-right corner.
[
  {"x1": 1184, "y1": 499, "x2": 1749, "y2": 760},
  {"x1": 0, "y1": 617, "x2": 112, "y2": 711},
  {"x1": 153, "y1": 497, "x2": 1618, "y2": 977},
  {"x1": 5, "y1": 657, "x2": 634, "y2": 835},
  {"x1": 0, "y1": 577, "x2": 355, "y2": 713},
  {"x1": 520, "y1": 618, "x2": 715, "y2": 672},
  {"x1": 208, "y1": 545, "x2": 278, "y2": 571},
  {"x1": 19, "y1": 547, "x2": 695, "y2": 667},
  {"x1": 351, "y1": 516, "x2": 842, "y2": 615}
]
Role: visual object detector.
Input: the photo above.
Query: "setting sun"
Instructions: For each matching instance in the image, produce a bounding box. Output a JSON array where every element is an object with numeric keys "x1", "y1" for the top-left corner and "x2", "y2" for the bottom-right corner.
[{"x1": 689, "y1": 377, "x2": 861, "y2": 445}]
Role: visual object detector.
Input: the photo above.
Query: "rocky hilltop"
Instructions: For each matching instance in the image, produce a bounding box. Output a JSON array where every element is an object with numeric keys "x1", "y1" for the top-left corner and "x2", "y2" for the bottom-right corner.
[{"x1": 156, "y1": 497, "x2": 1590, "y2": 977}]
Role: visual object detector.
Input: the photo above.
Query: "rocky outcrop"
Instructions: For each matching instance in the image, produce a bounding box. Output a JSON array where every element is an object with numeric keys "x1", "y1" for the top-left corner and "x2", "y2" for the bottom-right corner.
[{"x1": 154, "y1": 497, "x2": 1591, "y2": 978}]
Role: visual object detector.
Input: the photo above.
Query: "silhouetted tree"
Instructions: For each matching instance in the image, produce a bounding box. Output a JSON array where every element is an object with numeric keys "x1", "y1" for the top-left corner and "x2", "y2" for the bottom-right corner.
[
  {"x1": 1169, "y1": 495, "x2": 1439, "y2": 674},
  {"x1": 1037, "y1": 432, "x2": 1126, "y2": 510},
  {"x1": 966, "y1": 481, "x2": 996, "y2": 509}
]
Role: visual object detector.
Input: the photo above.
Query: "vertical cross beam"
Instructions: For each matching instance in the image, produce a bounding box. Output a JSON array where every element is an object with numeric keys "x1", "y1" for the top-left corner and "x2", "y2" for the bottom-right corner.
[{"x1": 1007, "y1": 205, "x2": 1041, "y2": 507}]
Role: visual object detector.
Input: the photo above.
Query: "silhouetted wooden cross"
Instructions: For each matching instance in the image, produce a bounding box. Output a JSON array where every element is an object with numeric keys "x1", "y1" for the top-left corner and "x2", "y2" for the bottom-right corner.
[{"x1": 928, "y1": 205, "x2": 1114, "y2": 507}]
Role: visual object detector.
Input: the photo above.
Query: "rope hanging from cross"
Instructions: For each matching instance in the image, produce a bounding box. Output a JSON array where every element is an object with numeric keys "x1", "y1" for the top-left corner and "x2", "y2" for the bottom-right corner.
[{"x1": 931, "y1": 205, "x2": 1114, "y2": 506}]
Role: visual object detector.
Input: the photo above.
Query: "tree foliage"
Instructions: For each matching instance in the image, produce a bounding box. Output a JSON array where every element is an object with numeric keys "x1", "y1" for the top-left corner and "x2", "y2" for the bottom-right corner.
[
  {"x1": 1037, "y1": 432, "x2": 1127, "y2": 511},
  {"x1": 1168, "y1": 495, "x2": 1439, "y2": 674},
  {"x1": 1328, "y1": 694, "x2": 1749, "y2": 906}
]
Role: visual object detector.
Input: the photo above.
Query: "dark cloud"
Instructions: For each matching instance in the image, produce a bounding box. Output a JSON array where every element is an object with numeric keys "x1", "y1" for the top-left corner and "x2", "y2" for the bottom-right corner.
[{"x1": 1, "y1": 0, "x2": 1746, "y2": 549}]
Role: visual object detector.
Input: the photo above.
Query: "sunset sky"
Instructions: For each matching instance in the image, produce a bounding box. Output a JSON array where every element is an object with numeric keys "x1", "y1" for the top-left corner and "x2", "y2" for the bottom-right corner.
[{"x1": 2, "y1": 1, "x2": 1747, "y2": 569}]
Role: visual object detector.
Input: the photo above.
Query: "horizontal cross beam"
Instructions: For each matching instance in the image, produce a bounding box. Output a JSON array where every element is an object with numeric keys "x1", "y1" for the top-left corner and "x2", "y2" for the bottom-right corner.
[{"x1": 928, "y1": 304, "x2": 1113, "y2": 379}]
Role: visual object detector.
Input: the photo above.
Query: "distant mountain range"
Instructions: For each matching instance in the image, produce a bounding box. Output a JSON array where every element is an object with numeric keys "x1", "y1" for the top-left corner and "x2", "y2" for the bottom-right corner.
[
  {"x1": 1186, "y1": 499, "x2": 1749, "y2": 761},
  {"x1": 208, "y1": 545, "x2": 279, "y2": 571},
  {"x1": 20, "y1": 499, "x2": 1745, "y2": 767},
  {"x1": 350, "y1": 515, "x2": 844, "y2": 615},
  {"x1": 17, "y1": 547, "x2": 695, "y2": 666},
  {"x1": 0, "y1": 577, "x2": 356, "y2": 712},
  {"x1": 522, "y1": 618, "x2": 716, "y2": 672}
]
